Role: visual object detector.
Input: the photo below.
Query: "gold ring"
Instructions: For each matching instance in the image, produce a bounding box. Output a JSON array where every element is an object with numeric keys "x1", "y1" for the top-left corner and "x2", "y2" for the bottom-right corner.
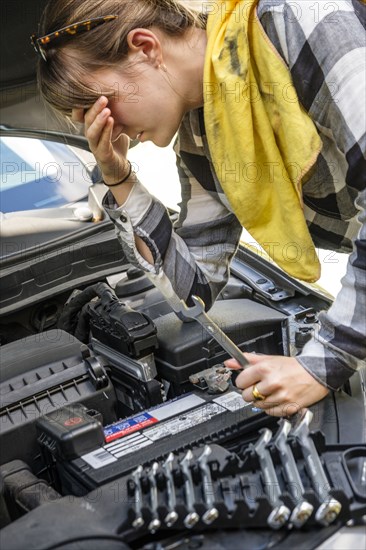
[{"x1": 252, "y1": 385, "x2": 266, "y2": 401}]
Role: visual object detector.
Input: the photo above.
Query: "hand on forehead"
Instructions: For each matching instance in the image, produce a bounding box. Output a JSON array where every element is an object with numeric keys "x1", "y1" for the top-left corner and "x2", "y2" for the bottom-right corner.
[{"x1": 72, "y1": 96, "x2": 109, "y2": 123}]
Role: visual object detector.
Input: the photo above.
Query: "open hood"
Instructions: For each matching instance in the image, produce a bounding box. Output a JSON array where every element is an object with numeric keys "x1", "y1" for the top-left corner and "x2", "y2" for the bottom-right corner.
[{"x1": 0, "y1": 0, "x2": 71, "y2": 131}]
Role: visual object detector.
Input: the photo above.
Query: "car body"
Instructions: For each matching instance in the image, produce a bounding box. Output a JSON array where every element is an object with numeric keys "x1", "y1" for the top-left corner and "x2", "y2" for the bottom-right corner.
[
  {"x1": 0, "y1": 134, "x2": 95, "y2": 214},
  {"x1": 0, "y1": 2, "x2": 365, "y2": 549}
]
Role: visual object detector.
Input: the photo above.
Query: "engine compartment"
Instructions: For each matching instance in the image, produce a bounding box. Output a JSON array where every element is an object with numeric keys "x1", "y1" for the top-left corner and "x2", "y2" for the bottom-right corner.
[
  {"x1": 1, "y1": 270, "x2": 289, "y2": 470},
  {"x1": 0, "y1": 257, "x2": 365, "y2": 549}
]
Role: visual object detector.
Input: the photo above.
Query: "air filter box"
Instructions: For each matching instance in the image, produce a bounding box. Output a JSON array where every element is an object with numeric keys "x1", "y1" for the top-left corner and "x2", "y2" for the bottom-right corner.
[{"x1": 0, "y1": 330, "x2": 116, "y2": 468}]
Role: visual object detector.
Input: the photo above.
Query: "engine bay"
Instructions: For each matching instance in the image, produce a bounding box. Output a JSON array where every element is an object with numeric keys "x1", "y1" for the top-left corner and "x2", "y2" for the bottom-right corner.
[{"x1": 0, "y1": 250, "x2": 365, "y2": 550}]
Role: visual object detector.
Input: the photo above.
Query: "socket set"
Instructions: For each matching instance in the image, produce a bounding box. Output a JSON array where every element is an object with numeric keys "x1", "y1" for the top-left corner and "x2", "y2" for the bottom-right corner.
[{"x1": 126, "y1": 411, "x2": 365, "y2": 533}]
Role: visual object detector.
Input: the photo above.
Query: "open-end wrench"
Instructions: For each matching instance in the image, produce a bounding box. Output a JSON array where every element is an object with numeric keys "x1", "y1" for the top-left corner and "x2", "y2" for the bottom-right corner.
[
  {"x1": 177, "y1": 295, "x2": 249, "y2": 369},
  {"x1": 291, "y1": 410, "x2": 342, "y2": 526},
  {"x1": 273, "y1": 419, "x2": 314, "y2": 527},
  {"x1": 180, "y1": 450, "x2": 200, "y2": 528},
  {"x1": 162, "y1": 453, "x2": 179, "y2": 527},
  {"x1": 147, "y1": 462, "x2": 161, "y2": 532},
  {"x1": 131, "y1": 465, "x2": 144, "y2": 529},
  {"x1": 197, "y1": 446, "x2": 219, "y2": 524},
  {"x1": 252, "y1": 429, "x2": 291, "y2": 529}
]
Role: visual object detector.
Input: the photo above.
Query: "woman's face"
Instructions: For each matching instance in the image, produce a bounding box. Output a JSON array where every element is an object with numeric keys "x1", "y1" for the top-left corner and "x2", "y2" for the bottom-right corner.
[{"x1": 86, "y1": 61, "x2": 188, "y2": 147}]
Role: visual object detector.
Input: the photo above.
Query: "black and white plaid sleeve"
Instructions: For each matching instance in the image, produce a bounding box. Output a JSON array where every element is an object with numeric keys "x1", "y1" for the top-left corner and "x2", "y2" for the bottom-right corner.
[
  {"x1": 298, "y1": 189, "x2": 366, "y2": 390},
  {"x1": 259, "y1": 0, "x2": 366, "y2": 389}
]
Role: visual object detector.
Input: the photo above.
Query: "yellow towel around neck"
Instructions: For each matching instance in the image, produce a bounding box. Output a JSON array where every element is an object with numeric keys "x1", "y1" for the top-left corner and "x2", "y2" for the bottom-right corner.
[{"x1": 203, "y1": 0, "x2": 322, "y2": 281}]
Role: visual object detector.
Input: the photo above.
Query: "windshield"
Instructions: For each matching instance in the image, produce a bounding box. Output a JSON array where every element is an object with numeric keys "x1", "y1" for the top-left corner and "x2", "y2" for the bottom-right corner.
[{"x1": 0, "y1": 136, "x2": 93, "y2": 213}]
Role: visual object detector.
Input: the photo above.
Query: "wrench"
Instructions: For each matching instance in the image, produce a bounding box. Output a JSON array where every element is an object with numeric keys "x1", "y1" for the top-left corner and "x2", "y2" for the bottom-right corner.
[
  {"x1": 197, "y1": 446, "x2": 219, "y2": 524},
  {"x1": 177, "y1": 295, "x2": 249, "y2": 369},
  {"x1": 252, "y1": 429, "x2": 291, "y2": 529},
  {"x1": 162, "y1": 453, "x2": 179, "y2": 527},
  {"x1": 131, "y1": 465, "x2": 144, "y2": 529},
  {"x1": 147, "y1": 462, "x2": 161, "y2": 532},
  {"x1": 291, "y1": 410, "x2": 342, "y2": 526},
  {"x1": 273, "y1": 419, "x2": 314, "y2": 527},
  {"x1": 180, "y1": 450, "x2": 200, "y2": 528}
]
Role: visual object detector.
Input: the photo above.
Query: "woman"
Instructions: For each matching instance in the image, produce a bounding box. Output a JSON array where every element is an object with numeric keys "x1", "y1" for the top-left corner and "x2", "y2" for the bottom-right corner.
[{"x1": 33, "y1": 0, "x2": 366, "y2": 416}]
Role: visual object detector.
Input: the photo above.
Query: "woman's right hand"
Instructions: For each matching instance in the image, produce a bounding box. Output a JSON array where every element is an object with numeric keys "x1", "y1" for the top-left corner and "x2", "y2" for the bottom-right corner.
[{"x1": 72, "y1": 96, "x2": 130, "y2": 185}]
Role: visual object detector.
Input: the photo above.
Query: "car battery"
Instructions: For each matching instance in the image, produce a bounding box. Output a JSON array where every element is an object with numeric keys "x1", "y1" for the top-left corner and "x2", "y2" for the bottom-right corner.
[{"x1": 55, "y1": 389, "x2": 270, "y2": 495}]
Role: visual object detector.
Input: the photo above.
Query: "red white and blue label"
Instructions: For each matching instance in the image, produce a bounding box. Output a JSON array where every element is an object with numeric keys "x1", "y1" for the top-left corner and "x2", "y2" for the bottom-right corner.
[
  {"x1": 103, "y1": 394, "x2": 205, "y2": 442},
  {"x1": 103, "y1": 412, "x2": 157, "y2": 443}
]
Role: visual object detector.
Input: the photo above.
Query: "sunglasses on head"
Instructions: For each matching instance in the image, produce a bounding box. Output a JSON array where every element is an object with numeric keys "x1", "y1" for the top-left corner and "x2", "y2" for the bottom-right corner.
[{"x1": 31, "y1": 15, "x2": 118, "y2": 61}]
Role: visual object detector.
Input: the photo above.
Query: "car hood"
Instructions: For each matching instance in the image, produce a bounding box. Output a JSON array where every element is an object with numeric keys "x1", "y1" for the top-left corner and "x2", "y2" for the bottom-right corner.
[{"x1": 0, "y1": 0, "x2": 71, "y2": 132}]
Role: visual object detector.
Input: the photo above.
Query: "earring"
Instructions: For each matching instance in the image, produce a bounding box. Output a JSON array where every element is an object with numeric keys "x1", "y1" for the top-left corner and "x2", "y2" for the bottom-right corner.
[{"x1": 159, "y1": 63, "x2": 168, "y2": 72}]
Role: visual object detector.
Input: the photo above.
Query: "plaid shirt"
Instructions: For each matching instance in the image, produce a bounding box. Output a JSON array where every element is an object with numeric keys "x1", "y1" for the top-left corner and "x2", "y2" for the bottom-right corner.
[{"x1": 103, "y1": 0, "x2": 366, "y2": 391}]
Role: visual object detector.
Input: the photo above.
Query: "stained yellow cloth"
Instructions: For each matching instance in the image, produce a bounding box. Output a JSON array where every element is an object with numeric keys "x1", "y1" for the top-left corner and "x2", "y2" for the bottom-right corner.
[{"x1": 203, "y1": 0, "x2": 322, "y2": 281}]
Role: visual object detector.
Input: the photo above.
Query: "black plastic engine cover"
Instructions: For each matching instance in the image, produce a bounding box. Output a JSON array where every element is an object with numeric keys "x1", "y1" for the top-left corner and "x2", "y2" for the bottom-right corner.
[{"x1": 0, "y1": 330, "x2": 116, "y2": 468}]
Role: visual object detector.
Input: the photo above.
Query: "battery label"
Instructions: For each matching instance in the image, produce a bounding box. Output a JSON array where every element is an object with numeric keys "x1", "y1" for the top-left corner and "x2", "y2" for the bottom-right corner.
[
  {"x1": 147, "y1": 393, "x2": 205, "y2": 421},
  {"x1": 213, "y1": 391, "x2": 250, "y2": 412},
  {"x1": 82, "y1": 432, "x2": 154, "y2": 468},
  {"x1": 103, "y1": 393, "x2": 205, "y2": 443},
  {"x1": 105, "y1": 432, "x2": 153, "y2": 459},
  {"x1": 82, "y1": 448, "x2": 118, "y2": 469},
  {"x1": 144, "y1": 402, "x2": 224, "y2": 441}
]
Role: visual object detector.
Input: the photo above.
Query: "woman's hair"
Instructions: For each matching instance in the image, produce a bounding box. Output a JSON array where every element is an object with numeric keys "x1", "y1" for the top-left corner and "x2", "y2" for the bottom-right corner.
[{"x1": 37, "y1": 0, "x2": 204, "y2": 117}]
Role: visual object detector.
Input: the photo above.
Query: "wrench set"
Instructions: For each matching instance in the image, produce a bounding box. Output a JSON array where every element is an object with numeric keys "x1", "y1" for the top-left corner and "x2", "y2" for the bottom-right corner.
[{"x1": 127, "y1": 410, "x2": 364, "y2": 533}]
